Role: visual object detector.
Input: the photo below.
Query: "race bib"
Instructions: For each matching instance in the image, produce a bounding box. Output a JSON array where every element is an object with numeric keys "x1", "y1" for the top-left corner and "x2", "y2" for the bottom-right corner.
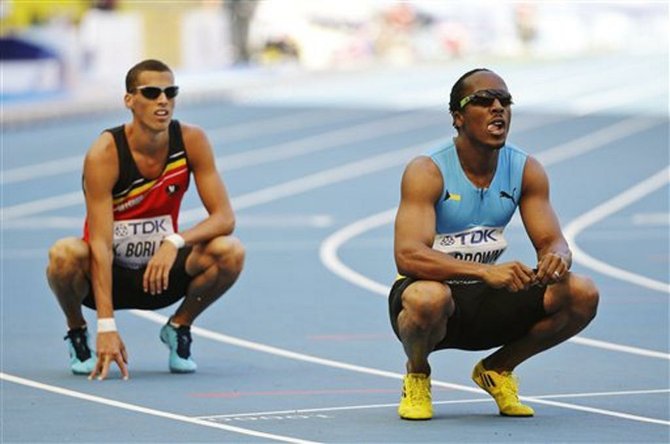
[
  {"x1": 113, "y1": 215, "x2": 174, "y2": 269},
  {"x1": 433, "y1": 226, "x2": 507, "y2": 265}
]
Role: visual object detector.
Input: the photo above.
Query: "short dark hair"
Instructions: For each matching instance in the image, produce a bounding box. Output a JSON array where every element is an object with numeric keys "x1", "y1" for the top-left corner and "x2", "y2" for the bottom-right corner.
[
  {"x1": 125, "y1": 59, "x2": 172, "y2": 93},
  {"x1": 448, "y1": 68, "x2": 492, "y2": 112}
]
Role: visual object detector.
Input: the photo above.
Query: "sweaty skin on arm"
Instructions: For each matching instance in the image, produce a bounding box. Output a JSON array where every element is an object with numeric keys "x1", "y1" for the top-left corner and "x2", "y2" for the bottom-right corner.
[
  {"x1": 519, "y1": 156, "x2": 572, "y2": 285},
  {"x1": 180, "y1": 124, "x2": 236, "y2": 241},
  {"x1": 394, "y1": 156, "x2": 534, "y2": 292},
  {"x1": 83, "y1": 133, "x2": 129, "y2": 380}
]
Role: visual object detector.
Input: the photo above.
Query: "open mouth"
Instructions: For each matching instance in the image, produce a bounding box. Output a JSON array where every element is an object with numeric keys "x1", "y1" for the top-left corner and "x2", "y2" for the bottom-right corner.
[
  {"x1": 487, "y1": 119, "x2": 505, "y2": 136},
  {"x1": 155, "y1": 109, "x2": 169, "y2": 118}
]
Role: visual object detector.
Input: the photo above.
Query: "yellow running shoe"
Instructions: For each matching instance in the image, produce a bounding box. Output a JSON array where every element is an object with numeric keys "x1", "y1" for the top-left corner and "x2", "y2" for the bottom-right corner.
[
  {"x1": 471, "y1": 360, "x2": 534, "y2": 417},
  {"x1": 398, "y1": 373, "x2": 433, "y2": 420}
]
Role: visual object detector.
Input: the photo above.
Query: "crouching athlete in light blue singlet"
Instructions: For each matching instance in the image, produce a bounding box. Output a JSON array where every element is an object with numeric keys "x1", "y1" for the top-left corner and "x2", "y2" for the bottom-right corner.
[{"x1": 389, "y1": 68, "x2": 599, "y2": 421}]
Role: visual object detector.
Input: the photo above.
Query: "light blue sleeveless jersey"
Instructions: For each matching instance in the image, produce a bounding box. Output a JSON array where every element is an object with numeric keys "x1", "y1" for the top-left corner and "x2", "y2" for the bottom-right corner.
[{"x1": 427, "y1": 142, "x2": 528, "y2": 265}]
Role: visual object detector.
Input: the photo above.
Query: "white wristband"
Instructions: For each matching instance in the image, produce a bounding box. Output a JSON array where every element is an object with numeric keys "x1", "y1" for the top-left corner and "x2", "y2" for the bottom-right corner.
[
  {"x1": 164, "y1": 233, "x2": 185, "y2": 249},
  {"x1": 97, "y1": 318, "x2": 117, "y2": 333}
]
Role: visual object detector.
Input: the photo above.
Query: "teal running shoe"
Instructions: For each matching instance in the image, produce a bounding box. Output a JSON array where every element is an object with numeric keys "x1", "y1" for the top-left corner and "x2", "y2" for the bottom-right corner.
[
  {"x1": 159, "y1": 323, "x2": 197, "y2": 373},
  {"x1": 64, "y1": 327, "x2": 96, "y2": 375}
]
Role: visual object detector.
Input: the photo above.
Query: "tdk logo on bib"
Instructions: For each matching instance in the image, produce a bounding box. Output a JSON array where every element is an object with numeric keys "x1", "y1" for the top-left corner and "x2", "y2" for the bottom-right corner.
[
  {"x1": 433, "y1": 226, "x2": 507, "y2": 265},
  {"x1": 113, "y1": 215, "x2": 173, "y2": 269},
  {"x1": 124, "y1": 219, "x2": 168, "y2": 235},
  {"x1": 442, "y1": 229, "x2": 497, "y2": 246}
]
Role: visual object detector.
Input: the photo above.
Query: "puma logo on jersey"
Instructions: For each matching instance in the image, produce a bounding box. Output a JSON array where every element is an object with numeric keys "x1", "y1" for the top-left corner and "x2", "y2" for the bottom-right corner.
[
  {"x1": 499, "y1": 188, "x2": 517, "y2": 205},
  {"x1": 166, "y1": 184, "x2": 180, "y2": 195}
]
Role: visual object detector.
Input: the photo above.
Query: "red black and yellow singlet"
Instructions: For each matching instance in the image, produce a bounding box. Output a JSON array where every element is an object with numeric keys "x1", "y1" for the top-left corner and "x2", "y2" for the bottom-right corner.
[{"x1": 83, "y1": 120, "x2": 190, "y2": 269}]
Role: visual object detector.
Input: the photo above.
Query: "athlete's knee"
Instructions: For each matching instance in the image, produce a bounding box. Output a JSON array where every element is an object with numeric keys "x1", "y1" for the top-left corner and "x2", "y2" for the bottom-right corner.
[
  {"x1": 402, "y1": 280, "x2": 453, "y2": 325},
  {"x1": 560, "y1": 274, "x2": 599, "y2": 324},
  {"x1": 47, "y1": 237, "x2": 89, "y2": 280},
  {"x1": 572, "y1": 275, "x2": 599, "y2": 321},
  {"x1": 207, "y1": 236, "x2": 245, "y2": 274}
]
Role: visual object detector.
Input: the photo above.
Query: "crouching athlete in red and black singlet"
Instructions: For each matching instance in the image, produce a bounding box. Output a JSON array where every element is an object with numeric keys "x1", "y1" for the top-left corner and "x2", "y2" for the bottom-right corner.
[{"x1": 47, "y1": 59, "x2": 245, "y2": 380}]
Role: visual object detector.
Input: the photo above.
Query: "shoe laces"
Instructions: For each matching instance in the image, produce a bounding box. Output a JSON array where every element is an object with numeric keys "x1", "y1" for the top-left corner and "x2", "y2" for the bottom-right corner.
[
  {"x1": 498, "y1": 372, "x2": 521, "y2": 400},
  {"x1": 64, "y1": 328, "x2": 92, "y2": 362},
  {"x1": 405, "y1": 376, "x2": 431, "y2": 404},
  {"x1": 174, "y1": 326, "x2": 192, "y2": 359}
]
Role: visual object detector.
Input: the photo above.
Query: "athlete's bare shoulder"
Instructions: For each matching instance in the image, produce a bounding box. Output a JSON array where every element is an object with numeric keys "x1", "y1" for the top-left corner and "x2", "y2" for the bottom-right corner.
[
  {"x1": 86, "y1": 131, "x2": 117, "y2": 162},
  {"x1": 83, "y1": 131, "x2": 119, "y2": 185},
  {"x1": 177, "y1": 122, "x2": 207, "y2": 141},
  {"x1": 175, "y1": 122, "x2": 213, "y2": 162}
]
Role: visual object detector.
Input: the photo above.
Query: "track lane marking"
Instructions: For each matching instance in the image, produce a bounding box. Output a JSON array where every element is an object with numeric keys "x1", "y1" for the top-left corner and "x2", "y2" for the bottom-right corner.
[
  {"x1": 195, "y1": 388, "x2": 670, "y2": 420},
  {"x1": 1, "y1": 116, "x2": 651, "y2": 223},
  {"x1": 130, "y1": 310, "x2": 670, "y2": 426},
  {"x1": 318, "y1": 207, "x2": 670, "y2": 361},
  {"x1": 564, "y1": 166, "x2": 670, "y2": 294},
  {"x1": 0, "y1": 372, "x2": 320, "y2": 444},
  {"x1": 1, "y1": 108, "x2": 364, "y2": 185}
]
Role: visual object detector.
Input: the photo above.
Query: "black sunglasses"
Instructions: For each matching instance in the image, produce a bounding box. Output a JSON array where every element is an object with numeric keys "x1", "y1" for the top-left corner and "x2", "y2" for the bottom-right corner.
[
  {"x1": 133, "y1": 85, "x2": 179, "y2": 100},
  {"x1": 459, "y1": 89, "x2": 513, "y2": 109}
]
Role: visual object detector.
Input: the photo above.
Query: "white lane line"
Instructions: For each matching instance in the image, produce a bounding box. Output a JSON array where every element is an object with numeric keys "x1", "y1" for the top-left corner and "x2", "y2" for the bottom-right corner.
[
  {"x1": 208, "y1": 109, "x2": 365, "y2": 145},
  {"x1": 569, "y1": 336, "x2": 670, "y2": 360},
  {"x1": 239, "y1": 214, "x2": 335, "y2": 228},
  {"x1": 197, "y1": 400, "x2": 492, "y2": 420},
  {"x1": 319, "y1": 208, "x2": 396, "y2": 296},
  {"x1": 0, "y1": 114, "x2": 631, "y2": 224},
  {"x1": 318, "y1": 208, "x2": 670, "y2": 361},
  {"x1": 0, "y1": 248, "x2": 44, "y2": 259},
  {"x1": 0, "y1": 136, "x2": 438, "y2": 225},
  {"x1": 196, "y1": 388, "x2": 670, "y2": 420},
  {"x1": 2, "y1": 156, "x2": 83, "y2": 185},
  {"x1": 515, "y1": 57, "x2": 663, "y2": 107},
  {"x1": 0, "y1": 111, "x2": 559, "y2": 222},
  {"x1": 535, "y1": 388, "x2": 670, "y2": 400},
  {"x1": 1, "y1": 108, "x2": 438, "y2": 188},
  {"x1": 527, "y1": 398, "x2": 669, "y2": 426},
  {"x1": 215, "y1": 110, "x2": 446, "y2": 171},
  {"x1": 535, "y1": 117, "x2": 658, "y2": 166},
  {"x1": 1, "y1": 191, "x2": 83, "y2": 221},
  {"x1": 0, "y1": 112, "x2": 446, "y2": 220},
  {"x1": 564, "y1": 166, "x2": 670, "y2": 294},
  {"x1": 0, "y1": 140, "x2": 429, "y2": 222},
  {"x1": 129, "y1": 310, "x2": 670, "y2": 426},
  {"x1": 179, "y1": 139, "x2": 441, "y2": 223},
  {"x1": 1, "y1": 216, "x2": 83, "y2": 229},
  {"x1": 570, "y1": 82, "x2": 669, "y2": 116},
  {"x1": 1, "y1": 109, "x2": 354, "y2": 185},
  {"x1": 632, "y1": 213, "x2": 670, "y2": 226},
  {"x1": 1, "y1": 214, "x2": 334, "y2": 230},
  {"x1": 0, "y1": 372, "x2": 319, "y2": 444}
]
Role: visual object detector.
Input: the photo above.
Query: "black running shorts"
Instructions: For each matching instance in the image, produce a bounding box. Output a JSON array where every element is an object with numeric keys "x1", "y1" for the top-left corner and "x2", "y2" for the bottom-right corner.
[
  {"x1": 388, "y1": 277, "x2": 547, "y2": 351},
  {"x1": 82, "y1": 246, "x2": 193, "y2": 310}
]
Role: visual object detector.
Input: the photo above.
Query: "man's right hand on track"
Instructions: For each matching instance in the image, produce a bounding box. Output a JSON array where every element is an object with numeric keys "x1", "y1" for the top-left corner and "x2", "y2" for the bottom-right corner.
[{"x1": 89, "y1": 331, "x2": 129, "y2": 381}]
